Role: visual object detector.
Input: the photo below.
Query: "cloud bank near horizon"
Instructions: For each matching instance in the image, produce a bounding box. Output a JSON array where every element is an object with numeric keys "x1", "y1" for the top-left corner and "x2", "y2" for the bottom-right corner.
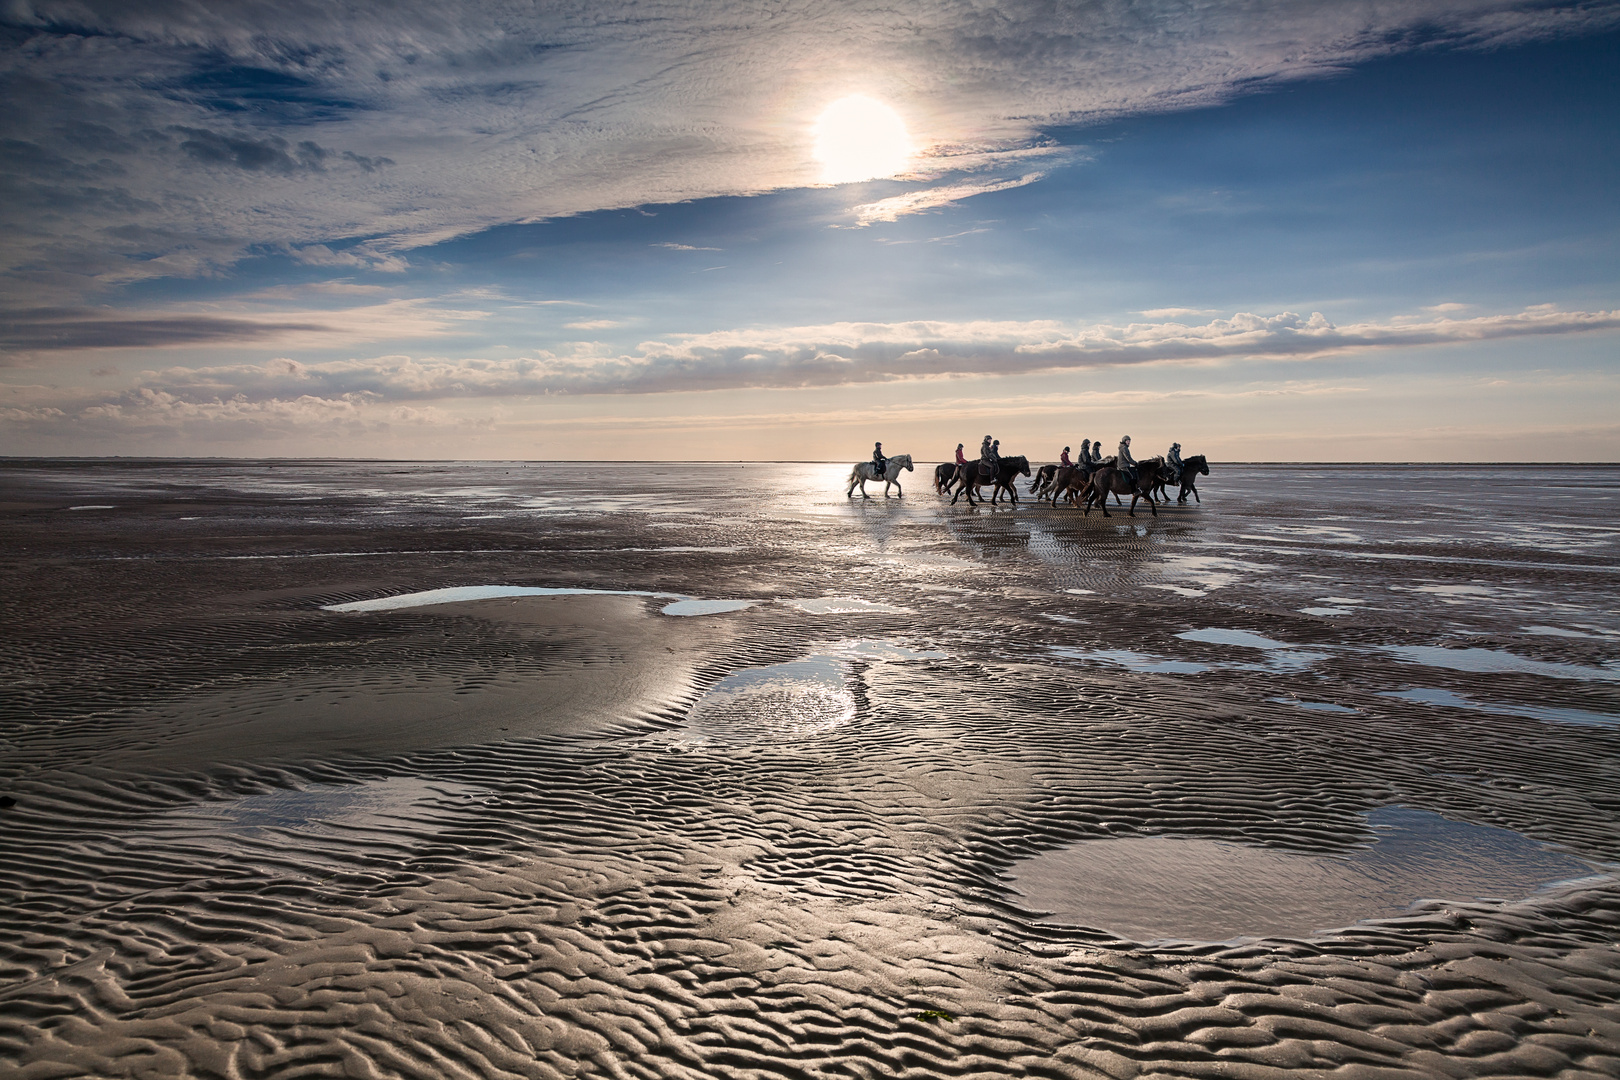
[
  {"x1": 6, "y1": 307, "x2": 1615, "y2": 438},
  {"x1": 5, "y1": 0, "x2": 1618, "y2": 302}
]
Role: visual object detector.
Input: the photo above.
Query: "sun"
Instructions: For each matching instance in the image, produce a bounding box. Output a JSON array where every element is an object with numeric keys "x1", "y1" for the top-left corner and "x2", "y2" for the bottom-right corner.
[{"x1": 812, "y1": 95, "x2": 913, "y2": 184}]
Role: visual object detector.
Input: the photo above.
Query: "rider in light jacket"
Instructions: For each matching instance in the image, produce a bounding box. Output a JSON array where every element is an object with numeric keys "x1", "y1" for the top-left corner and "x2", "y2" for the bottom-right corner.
[
  {"x1": 1117, "y1": 435, "x2": 1137, "y2": 484},
  {"x1": 1166, "y1": 442, "x2": 1184, "y2": 481}
]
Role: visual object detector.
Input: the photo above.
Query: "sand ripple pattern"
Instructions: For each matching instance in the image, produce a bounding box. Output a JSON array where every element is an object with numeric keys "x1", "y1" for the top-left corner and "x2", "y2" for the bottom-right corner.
[{"x1": 3, "y1": 461, "x2": 1619, "y2": 1079}]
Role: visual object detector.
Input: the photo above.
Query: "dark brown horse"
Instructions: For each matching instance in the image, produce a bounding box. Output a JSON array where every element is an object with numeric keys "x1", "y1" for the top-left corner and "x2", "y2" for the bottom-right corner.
[
  {"x1": 1083, "y1": 456, "x2": 1164, "y2": 517},
  {"x1": 934, "y1": 461, "x2": 962, "y2": 495},
  {"x1": 950, "y1": 456, "x2": 1030, "y2": 506},
  {"x1": 1048, "y1": 463, "x2": 1097, "y2": 506}
]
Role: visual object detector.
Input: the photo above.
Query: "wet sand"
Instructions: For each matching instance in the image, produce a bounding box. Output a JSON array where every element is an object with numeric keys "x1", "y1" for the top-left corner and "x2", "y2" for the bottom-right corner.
[{"x1": 2, "y1": 460, "x2": 1618, "y2": 1079}]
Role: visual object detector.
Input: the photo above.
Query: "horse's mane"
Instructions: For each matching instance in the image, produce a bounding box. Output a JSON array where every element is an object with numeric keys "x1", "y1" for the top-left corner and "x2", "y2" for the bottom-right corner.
[
  {"x1": 1003, "y1": 455, "x2": 1028, "y2": 467},
  {"x1": 1183, "y1": 453, "x2": 1205, "y2": 464}
]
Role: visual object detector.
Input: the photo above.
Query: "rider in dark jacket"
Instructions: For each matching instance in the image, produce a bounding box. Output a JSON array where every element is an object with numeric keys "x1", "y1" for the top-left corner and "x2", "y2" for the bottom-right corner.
[{"x1": 871, "y1": 442, "x2": 887, "y2": 477}]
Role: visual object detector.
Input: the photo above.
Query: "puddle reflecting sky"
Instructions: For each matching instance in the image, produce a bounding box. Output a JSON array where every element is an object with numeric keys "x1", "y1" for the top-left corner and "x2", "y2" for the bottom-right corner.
[
  {"x1": 681, "y1": 654, "x2": 857, "y2": 744},
  {"x1": 1009, "y1": 806, "x2": 1603, "y2": 943}
]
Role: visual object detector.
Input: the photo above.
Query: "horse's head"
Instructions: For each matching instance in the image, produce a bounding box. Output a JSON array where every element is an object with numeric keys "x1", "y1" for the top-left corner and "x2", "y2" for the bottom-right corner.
[
  {"x1": 1187, "y1": 454, "x2": 1209, "y2": 475},
  {"x1": 896, "y1": 453, "x2": 914, "y2": 471}
]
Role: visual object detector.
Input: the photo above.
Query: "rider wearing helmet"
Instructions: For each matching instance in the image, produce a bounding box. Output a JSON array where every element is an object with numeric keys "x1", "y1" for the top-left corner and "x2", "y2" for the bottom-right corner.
[
  {"x1": 1166, "y1": 441, "x2": 1184, "y2": 482},
  {"x1": 979, "y1": 435, "x2": 996, "y2": 479},
  {"x1": 1060, "y1": 446, "x2": 1072, "y2": 468},
  {"x1": 1079, "y1": 438, "x2": 1093, "y2": 468},
  {"x1": 955, "y1": 443, "x2": 967, "y2": 466},
  {"x1": 1117, "y1": 435, "x2": 1137, "y2": 485},
  {"x1": 871, "y1": 442, "x2": 887, "y2": 477}
]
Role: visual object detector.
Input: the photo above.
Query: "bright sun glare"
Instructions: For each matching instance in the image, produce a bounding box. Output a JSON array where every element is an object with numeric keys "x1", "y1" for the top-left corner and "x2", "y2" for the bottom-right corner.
[{"x1": 812, "y1": 95, "x2": 912, "y2": 184}]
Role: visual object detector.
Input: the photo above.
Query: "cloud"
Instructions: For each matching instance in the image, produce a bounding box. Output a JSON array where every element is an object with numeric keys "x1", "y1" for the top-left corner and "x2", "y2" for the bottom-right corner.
[
  {"x1": 653, "y1": 243, "x2": 722, "y2": 252},
  {"x1": 288, "y1": 244, "x2": 410, "y2": 273},
  {"x1": 5, "y1": 1, "x2": 1617, "y2": 299},
  {"x1": 1140, "y1": 308, "x2": 1220, "y2": 319},
  {"x1": 563, "y1": 319, "x2": 623, "y2": 331},
  {"x1": 0, "y1": 299, "x2": 483, "y2": 359},
  {"x1": 29, "y1": 305, "x2": 1612, "y2": 406},
  {"x1": 850, "y1": 173, "x2": 1046, "y2": 225}
]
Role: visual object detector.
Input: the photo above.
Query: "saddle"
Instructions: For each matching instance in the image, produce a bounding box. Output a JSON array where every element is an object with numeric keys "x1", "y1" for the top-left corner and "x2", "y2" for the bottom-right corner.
[{"x1": 977, "y1": 461, "x2": 996, "y2": 480}]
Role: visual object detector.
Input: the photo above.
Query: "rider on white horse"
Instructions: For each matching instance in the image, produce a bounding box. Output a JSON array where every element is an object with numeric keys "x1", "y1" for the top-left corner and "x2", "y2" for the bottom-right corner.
[{"x1": 872, "y1": 441, "x2": 887, "y2": 477}]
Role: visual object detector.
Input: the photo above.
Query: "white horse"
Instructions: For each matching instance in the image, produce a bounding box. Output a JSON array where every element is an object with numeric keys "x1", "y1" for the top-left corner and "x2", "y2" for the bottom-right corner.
[{"x1": 846, "y1": 453, "x2": 914, "y2": 498}]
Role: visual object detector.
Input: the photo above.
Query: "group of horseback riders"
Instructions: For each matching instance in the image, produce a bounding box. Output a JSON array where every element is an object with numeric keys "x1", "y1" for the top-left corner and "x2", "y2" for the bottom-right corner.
[
  {"x1": 880, "y1": 434, "x2": 1186, "y2": 487},
  {"x1": 853, "y1": 434, "x2": 1206, "y2": 513}
]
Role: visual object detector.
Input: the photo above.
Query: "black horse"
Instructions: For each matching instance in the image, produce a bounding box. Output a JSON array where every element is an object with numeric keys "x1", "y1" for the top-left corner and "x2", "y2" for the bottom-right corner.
[
  {"x1": 1175, "y1": 454, "x2": 1209, "y2": 504},
  {"x1": 934, "y1": 461, "x2": 962, "y2": 495},
  {"x1": 950, "y1": 456, "x2": 1031, "y2": 506}
]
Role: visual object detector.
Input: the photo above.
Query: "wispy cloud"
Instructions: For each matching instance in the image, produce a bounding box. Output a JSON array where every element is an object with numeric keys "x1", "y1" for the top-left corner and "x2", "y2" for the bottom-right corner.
[
  {"x1": 653, "y1": 243, "x2": 722, "y2": 252},
  {"x1": 6, "y1": 1, "x2": 1616, "y2": 300},
  {"x1": 0, "y1": 300, "x2": 483, "y2": 360},
  {"x1": 14, "y1": 307, "x2": 1611, "y2": 414},
  {"x1": 850, "y1": 173, "x2": 1046, "y2": 225}
]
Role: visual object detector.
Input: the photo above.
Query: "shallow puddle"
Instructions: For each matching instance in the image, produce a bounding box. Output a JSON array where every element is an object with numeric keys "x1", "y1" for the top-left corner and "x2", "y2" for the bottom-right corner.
[
  {"x1": 1007, "y1": 806, "x2": 1601, "y2": 943},
  {"x1": 323, "y1": 585, "x2": 681, "y2": 612},
  {"x1": 1050, "y1": 646, "x2": 1210, "y2": 675},
  {"x1": 660, "y1": 599, "x2": 757, "y2": 616},
  {"x1": 682, "y1": 654, "x2": 857, "y2": 743},
  {"x1": 1379, "y1": 645, "x2": 1620, "y2": 682},
  {"x1": 1381, "y1": 687, "x2": 1617, "y2": 728},
  {"x1": 168, "y1": 778, "x2": 483, "y2": 838},
  {"x1": 785, "y1": 596, "x2": 910, "y2": 615}
]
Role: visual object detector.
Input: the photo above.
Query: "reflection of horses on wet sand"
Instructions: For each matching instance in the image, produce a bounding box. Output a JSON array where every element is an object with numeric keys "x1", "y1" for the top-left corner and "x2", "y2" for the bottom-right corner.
[
  {"x1": 950, "y1": 456, "x2": 1030, "y2": 507},
  {"x1": 846, "y1": 454, "x2": 914, "y2": 498}
]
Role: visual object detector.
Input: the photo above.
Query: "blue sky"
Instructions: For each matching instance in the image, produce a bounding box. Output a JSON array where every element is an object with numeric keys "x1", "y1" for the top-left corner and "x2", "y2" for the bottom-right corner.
[{"x1": 2, "y1": 1, "x2": 1617, "y2": 459}]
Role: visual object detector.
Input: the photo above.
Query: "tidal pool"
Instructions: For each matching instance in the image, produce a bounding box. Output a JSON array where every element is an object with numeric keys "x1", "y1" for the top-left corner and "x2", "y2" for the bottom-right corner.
[
  {"x1": 683, "y1": 654, "x2": 857, "y2": 743},
  {"x1": 1007, "y1": 806, "x2": 1600, "y2": 943}
]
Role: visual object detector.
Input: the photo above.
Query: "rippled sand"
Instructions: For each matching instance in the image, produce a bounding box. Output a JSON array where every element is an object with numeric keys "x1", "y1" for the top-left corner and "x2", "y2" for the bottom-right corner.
[{"x1": 2, "y1": 460, "x2": 1618, "y2": 1079}]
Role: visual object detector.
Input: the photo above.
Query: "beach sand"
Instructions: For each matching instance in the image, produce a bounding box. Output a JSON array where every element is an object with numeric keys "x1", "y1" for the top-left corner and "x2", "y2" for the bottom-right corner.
[{"x1": 2, "y1": 460, "x2": 1618, "y2": 1079}]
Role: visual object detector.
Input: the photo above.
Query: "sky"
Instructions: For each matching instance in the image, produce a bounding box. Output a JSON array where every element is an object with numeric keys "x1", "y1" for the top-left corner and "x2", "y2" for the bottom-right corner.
[{"x1": 2, "y1": 0, "x2": 1618, "y2": 461}]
